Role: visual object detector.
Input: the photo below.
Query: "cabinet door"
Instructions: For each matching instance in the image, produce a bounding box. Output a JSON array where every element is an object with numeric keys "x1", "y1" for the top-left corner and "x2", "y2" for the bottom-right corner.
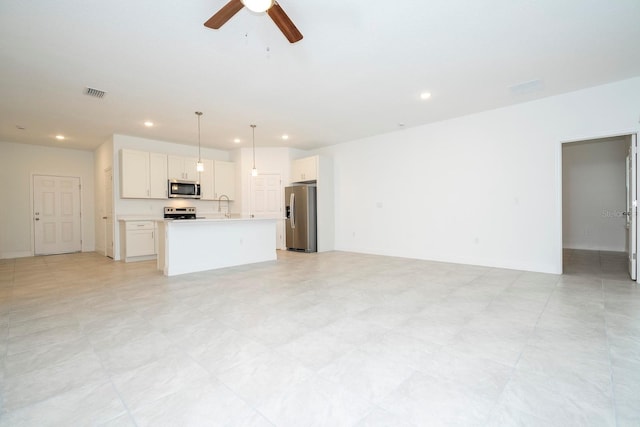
[
  {"x1": 214, "y1": 161, "x2": 236, "y2": 200},
  {"x1": 291, "y1": 158, "x2": 304, "y2": 182},
  {"x1": 120, "y1": 149, "x2": 150, "y2": 198},
  {"x1": 183, "y1": 157, "x2": 199, "y2": 181},
  {"x1": 125, "y1": 221, "x2": 155, "y2": 257},
  {"x1": 127, "y1": 230, "x2": 155, "y2": 256},
  {"x1": 149, "y1": 152, "x2": 168, "y2": 199},
  {"x1": 305, "y1": 156, "x2": 318, "y2": 181},
  {"x1": 199, "y1": 159, "x2": 215, "y2": 200},
  {"x1": 292, "y1": 156, "x2": 318, "y2": 183},
  {"x1": 167, "y1": 155, "x2": 185, "y2": 180}
]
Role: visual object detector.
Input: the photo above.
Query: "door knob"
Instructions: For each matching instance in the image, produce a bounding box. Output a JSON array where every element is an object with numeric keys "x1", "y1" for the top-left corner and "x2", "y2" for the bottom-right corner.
[{"x1": 35, "y1": 218, "x2": 40, "y2": 221}]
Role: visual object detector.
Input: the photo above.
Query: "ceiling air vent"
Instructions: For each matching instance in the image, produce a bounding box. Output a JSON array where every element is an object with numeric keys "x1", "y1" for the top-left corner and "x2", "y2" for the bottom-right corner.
[{"x1": 84, "y1": 87, "x2": 107, "y2": 98}]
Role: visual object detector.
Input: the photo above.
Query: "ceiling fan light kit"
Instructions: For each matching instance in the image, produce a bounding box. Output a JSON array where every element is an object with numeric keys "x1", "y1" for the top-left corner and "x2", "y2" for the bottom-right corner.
[
  {"x1": 241, "y1": 0, "x2": 273, "y2": 13},
  {"x1": 204, "y1": 0, "x2": 303, "y2": 43}
]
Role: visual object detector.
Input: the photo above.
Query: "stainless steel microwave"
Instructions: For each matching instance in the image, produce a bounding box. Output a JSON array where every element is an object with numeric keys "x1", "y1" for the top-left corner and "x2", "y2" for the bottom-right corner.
[{"x1": 168, "y1": 179, "x2": 201, "y2": 199}]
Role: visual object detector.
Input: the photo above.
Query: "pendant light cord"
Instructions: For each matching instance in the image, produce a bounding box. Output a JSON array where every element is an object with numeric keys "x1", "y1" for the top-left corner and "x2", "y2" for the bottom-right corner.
[
  {"x1": 251, "y1": 124, "x2": 256, "y2": 170},
  {"x1": 196, "y1": 111, "x2": 203, "y2": 162}
]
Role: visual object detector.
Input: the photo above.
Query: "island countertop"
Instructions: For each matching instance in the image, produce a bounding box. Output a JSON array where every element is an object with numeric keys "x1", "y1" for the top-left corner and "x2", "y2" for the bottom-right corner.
[
  {"x1": 160, "y1": 216, "x2": 278, "y2": 223},
  {"x1": 156, "y1": 217, "x2": 278, "y2": 276}
]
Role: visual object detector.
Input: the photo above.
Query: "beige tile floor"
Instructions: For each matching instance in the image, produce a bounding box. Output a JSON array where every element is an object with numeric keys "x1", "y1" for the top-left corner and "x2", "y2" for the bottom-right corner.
[{"x1": 0, "y1": 249, "x2": 639, "y2": 426}]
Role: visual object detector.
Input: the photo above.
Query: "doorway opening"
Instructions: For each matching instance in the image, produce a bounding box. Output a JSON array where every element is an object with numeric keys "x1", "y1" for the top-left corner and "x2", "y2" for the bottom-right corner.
[{"x1": 561, "y1": 134, "x2": 636, "y2": 280}]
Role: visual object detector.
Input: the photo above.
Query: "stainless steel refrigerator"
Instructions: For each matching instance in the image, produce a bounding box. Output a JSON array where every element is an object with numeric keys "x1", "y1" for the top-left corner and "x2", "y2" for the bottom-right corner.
[{"x1": 285, "y1": 185, "x2": 317, "y2": 252}]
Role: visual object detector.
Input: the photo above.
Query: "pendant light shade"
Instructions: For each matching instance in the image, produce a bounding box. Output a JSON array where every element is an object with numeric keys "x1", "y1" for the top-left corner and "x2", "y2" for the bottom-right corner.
[
  {"x1": 195, "y1": 112, "x2": 204, "y2": 172},
  {"x1": 250, "y1": 124, "x2": 258, "y2": 177}
]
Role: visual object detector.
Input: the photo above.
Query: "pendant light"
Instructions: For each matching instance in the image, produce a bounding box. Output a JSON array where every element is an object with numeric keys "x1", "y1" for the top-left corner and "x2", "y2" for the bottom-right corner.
[
  {"x1": 195, "y1": 111, "x2": 204, "y2": 172},
  {"x1": 250, "y1": 124, "x2": 258, "y2": 177}
]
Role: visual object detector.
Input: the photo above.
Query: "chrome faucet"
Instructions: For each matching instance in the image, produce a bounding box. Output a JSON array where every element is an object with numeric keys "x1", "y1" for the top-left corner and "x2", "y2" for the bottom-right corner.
[{"x1": 218, "y1": 194, "x2": 230, "y2": 218}]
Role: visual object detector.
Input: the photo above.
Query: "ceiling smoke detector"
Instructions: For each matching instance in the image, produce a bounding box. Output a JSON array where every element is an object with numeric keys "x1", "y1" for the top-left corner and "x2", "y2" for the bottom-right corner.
[{"x1": 84, "y1": 87, "x2": 107, "y2": 98}]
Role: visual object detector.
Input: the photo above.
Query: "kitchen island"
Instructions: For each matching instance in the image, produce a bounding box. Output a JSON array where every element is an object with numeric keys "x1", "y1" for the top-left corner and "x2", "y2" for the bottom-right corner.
[{"x1": 156, "y1": 217, "x2": 278, "y2": 276}]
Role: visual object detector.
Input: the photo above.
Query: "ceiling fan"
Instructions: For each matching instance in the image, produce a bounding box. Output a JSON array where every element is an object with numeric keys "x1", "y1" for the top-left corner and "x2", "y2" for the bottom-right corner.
[{"x1": 204, "y1": 0, "x2": 303, "y2": 44}]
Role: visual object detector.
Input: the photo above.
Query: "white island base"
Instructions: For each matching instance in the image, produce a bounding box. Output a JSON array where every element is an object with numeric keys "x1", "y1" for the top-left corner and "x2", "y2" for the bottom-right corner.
[{"x1": 156, "y1": 218, "x2": 278, "y2": 276}]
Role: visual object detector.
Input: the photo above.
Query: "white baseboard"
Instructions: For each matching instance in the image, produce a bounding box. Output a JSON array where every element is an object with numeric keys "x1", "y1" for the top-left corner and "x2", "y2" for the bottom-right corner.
[{"x1": 0, "y1": 251, "x2": 33, "y2": 259}]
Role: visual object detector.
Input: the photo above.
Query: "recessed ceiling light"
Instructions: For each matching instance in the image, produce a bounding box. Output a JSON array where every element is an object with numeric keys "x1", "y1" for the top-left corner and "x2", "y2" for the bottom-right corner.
[
  {"x1": 233, "y1": 138, "x2": 241, "y2": 144},
  {"x1": 144, "y1": 121, "x2": 154, "y2": 127},
  {"x1": 282, "y1": 134, "x2": 289, "y2": 140},
  {"x1": 55, "y1": 135, "x2": 65, "y2": 140},
  {"x1": 420, "y1": 92, "x2": 432, "y2": 100}
]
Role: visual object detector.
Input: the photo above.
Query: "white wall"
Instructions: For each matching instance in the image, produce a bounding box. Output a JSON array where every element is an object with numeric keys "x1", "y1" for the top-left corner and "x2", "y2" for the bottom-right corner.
[
  {"x1": 321, "y1": 76, "x2": 640, "y2": 274},
  {"x1": 0, "y1": 141, "x2": 95, "y2": 258},
  {"x1": 562, "y1": 137, "x2": 629, "y2": 251}
]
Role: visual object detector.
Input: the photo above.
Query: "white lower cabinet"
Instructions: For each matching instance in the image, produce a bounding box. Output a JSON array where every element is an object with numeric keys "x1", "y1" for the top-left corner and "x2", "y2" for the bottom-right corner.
[{"x1": 120, "y1": 220, "x2": 156, "y2": 262}]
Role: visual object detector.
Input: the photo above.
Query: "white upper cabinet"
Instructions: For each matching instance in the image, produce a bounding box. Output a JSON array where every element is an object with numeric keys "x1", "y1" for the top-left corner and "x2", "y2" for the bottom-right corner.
[
  {"x1": 120, "y1": 149, "x2": 149, "y2": 198},
  {"x1": 168, "y1": 155, "x2": 199, "y2": 181},
  {"x1": 214, "y1": 160, "x2": 236, "y2": 200},
  {"x1": 291, "y1": 156, "x2": 318, "y2": 183},
  {"x1": 121, "y1": 149, "x2": 168, "y2": 199},
  {"x1": 149, "y1": 152, "x2": 168, "y2": 199},
  {"x1": 199, "y1": 159, "x2": 215, "y2": 200},
  {"x1": 199, "y1": 160, "x2": 236, "y2": 200}
]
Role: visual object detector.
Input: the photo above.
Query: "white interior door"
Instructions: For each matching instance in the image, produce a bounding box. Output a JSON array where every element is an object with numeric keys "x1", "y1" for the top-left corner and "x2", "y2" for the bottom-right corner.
[
  {"x1": 105, "y1": 168, "x2": 114, "y2": 258},
  {"x1": 250, "y1": 174, "x2": 284, "y2": 249},
  {"x1": 628, "y1": 135, "x2": 637, "y2": 280},
  {"x1": 33, "y1": 175, "x2": 82, "y2": 255}
]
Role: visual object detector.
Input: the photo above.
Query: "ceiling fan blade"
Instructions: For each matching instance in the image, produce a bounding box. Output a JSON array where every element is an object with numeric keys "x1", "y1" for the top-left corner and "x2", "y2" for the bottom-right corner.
[
  {"x1": 266, "y1": 2, "x2": 303, "y2": 43},
  {"x1": 204, "y1": 0, "x2": 244, "y2": 29}
]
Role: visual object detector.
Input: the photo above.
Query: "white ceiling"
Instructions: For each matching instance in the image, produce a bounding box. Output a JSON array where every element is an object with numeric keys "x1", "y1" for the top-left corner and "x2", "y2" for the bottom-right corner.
[{"x1": 1, "y1": 0, "x2": 639, "y2": 152}]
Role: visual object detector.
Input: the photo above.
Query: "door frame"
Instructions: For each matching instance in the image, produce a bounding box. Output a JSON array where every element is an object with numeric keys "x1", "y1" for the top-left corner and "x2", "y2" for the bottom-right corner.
[
  {"x1": 104, "y1": 167, "x2": 114, "y2": 258},
  {"x1": 557, "y1": 129, "x2": 638, "y2": 280},
  {"x1": 31, "y1": 173, "x2": 84, "y2": 256}
]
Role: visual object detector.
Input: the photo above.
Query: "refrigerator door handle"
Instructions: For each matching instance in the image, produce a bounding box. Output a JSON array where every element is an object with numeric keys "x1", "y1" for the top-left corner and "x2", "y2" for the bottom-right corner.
[{"x1": 290, "y1": 192, "x2": 296, "y2": 229}]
